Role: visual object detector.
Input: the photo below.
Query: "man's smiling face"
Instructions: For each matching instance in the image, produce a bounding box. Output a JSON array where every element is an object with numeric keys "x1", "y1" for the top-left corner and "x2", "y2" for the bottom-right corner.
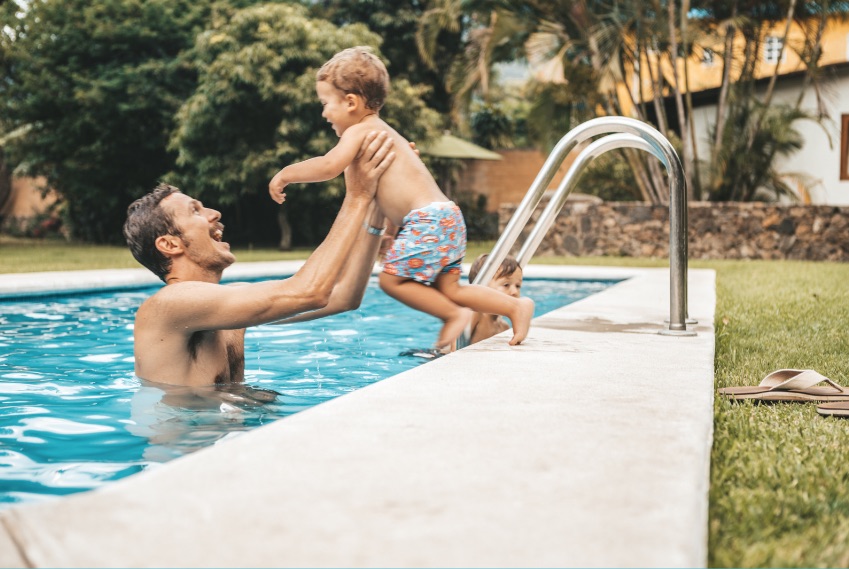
[{"x1": 160, "y1": 192, "x2": 235, "y2": 273}]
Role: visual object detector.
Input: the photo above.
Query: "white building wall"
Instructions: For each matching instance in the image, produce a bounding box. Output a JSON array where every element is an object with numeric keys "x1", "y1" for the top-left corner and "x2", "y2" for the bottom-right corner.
[{"x1": 689, "y1": 67, "x2": 849, "y2": 205}]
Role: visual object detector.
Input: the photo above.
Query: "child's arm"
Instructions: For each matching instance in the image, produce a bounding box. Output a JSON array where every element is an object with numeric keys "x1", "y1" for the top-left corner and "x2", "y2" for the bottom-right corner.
[{"x1": 269, "y1": 126, "x2": 368, "y2": 204}]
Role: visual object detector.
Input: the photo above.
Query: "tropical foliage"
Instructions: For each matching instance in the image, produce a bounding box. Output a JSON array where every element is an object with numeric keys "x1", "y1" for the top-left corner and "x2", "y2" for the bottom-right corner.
[
  {"x1": 0, "y1": 0, "x2": 442, "y2": 244},
  {"x1": 414, "y1": 0, "x2": 847, "y2": 204},
  {"x1": 1, "y1": 0, "x2": 846, "y2": 243},
  {"x1": 168, "y1": 2, "x2": 441, "y2": 246},
  {"x1": 0, "y1": 0, "x2": 219, "y2": 242},
  {"x1": 705, "y1": 94, "x2": 817, "y2": 201}
]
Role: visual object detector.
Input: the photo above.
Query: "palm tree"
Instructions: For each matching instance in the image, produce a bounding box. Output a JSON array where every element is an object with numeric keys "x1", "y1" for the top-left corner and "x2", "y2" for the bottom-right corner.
[
  {"x1": 697, "y1": 0, "x2": 843, "y2": 201},
  {"x1": 503, "y1": 0, "x2": 839, "y2": 203},
  {"x1": 416, "y1": 0, "x2": 527, "y2": 134},
  {"x1": 705, "y1": 94, "x2": 817, "y2": 201},
  {"x1": 418, "y1": 0, "x2": 842, "y2": 204},
  {"x1": 515, "y1": 0, "x2": 674, "y2": 203}
]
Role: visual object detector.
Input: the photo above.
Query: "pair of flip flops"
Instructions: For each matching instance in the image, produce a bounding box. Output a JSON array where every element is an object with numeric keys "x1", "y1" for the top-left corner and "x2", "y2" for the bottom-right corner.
[{"x1": 718, "y1": 369, "x2": 849, "y2": 416}]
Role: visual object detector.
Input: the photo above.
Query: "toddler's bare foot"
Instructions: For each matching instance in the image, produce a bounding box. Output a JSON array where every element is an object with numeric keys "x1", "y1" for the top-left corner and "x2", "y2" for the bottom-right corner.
[
  {"x1": 435, "y1": 308, "x2": 473, "y2": 350},
  {"x1": 508, "y1": 297, "x2": 535, "y2": 345}
]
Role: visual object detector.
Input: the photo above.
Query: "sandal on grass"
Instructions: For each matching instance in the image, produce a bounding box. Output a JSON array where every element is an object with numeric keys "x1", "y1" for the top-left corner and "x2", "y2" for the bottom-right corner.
[
  {"x1": 718, "y1": 369, "x2": 849, "y2": 402},
  {"x1": 816, "y1": 402, "x2": 849, "y2": 417}
]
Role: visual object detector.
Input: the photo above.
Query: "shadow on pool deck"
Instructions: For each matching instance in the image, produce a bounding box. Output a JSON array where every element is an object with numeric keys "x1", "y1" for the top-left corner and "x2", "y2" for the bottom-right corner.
[{"x1": 0, "y1": 263, "x2": 715, "y2": 568}]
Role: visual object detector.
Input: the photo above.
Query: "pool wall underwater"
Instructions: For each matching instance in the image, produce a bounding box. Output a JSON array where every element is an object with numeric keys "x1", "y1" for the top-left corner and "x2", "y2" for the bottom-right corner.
[{"x1": 0, "y1": 262, "x2": 717, "y2": 568}]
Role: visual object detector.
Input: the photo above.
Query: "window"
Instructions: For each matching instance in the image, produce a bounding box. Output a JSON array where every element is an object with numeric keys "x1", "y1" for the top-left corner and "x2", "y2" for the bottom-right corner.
[
  {"x1": 840, "y1": 114, "x2": 849, "y2": 181},
  {"x1": 764, "y1": 36, "x2": 785, "y2": 64}
]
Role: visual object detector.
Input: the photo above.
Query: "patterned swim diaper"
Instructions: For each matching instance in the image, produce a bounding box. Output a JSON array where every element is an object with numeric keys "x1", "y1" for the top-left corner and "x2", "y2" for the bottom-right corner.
[{"x1": 382, "y1": 201, "x2": 467, "y2": 284}]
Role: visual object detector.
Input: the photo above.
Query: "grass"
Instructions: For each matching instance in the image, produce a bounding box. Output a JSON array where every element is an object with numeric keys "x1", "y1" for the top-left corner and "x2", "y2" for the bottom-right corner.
[
  {"x1": 0, "y1": 236, "x2": 500, "y2": 273},
  {"x1": 3, "y1": 238, "x2": 849, "y2": 566},
  {"x1": 708, "y1": 260, "x2": 849, "y2": 567},
  {"x1": 0, "y1": 235, "x2": 316, "y2": 273}
]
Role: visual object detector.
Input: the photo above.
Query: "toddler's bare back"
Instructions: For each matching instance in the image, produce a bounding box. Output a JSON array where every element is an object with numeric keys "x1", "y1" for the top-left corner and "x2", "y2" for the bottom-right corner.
[{"x1": 363, "y1": 118, "x2": 448, "y2": 226}]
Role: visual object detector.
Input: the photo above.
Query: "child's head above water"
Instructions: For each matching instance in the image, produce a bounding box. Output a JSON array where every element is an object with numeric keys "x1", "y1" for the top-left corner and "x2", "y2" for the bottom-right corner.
[
  {"x1": 468, "y1": 254, "x2": 523, "y2": 298},
  {"x1": 316, "y1": 46, "x2": 389, "y2": 112}
]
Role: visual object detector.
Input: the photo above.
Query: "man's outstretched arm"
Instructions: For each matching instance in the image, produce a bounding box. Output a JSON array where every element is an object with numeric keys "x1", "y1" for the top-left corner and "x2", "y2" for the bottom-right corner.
[
  {"x1": 272, "y1": 135, "x2": 424, "y2": 322},
  {"x1": 275, "y1": 131, "x2": 390, "y2": 312},
  {"x1": 154, "y1": 132, "x2": 395, "y2": 332},
  {"x1": 270, "y1": 200, "x2": 385, "y2": 324}
]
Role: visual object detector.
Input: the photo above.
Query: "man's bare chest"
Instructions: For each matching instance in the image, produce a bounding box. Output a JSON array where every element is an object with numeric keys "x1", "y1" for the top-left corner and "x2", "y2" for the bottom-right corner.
[{"x1": 188, "y1": 329, "x2": 246, "y2": 383}]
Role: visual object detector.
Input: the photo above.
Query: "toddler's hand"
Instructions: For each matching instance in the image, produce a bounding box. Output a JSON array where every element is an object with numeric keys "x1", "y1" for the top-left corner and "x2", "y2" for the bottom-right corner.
[{"x1": 269, "y1": 178, "x2": 287, "y2": 204}]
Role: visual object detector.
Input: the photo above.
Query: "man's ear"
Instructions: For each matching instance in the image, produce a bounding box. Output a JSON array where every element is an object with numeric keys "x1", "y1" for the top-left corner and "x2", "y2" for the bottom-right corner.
[{"x1": 155, "y1": 234, "x2": 184, "y2": 258}]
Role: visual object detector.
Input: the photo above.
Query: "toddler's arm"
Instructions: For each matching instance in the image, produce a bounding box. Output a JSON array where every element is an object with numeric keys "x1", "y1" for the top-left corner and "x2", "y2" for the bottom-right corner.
[{"x1": 269, "y1": 126, "x2": 368, "y2": 204}]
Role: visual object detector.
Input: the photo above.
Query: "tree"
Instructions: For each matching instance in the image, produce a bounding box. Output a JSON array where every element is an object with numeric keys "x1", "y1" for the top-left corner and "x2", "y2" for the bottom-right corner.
[
  {"x1": 470, "y1": 100, "x2": 528, "y2": 149},
  {"x1": 501, "y1": 0, "x2": 678, "y2": 202},
  {"x1": 415, "y1": 1, "x2": 528, "y2": 134},
  {"x1": 695, "y1": 0, "x2": 847, "y2": 201},
  {"x1": 168, "y1": 2, "x2": 442, "y2": 247},
  {"x1": 309, "y1": 0, "x2": 456, "y2": 116},
  {"x1": 0, "y1": 0, "x2": 222, "y2": 242},
  {"x1": 486, "y1": 0, "x2": 844, "y2": 203},
  {"x1": 704, "y1": 93, "x2": 818, "y2": 201}
]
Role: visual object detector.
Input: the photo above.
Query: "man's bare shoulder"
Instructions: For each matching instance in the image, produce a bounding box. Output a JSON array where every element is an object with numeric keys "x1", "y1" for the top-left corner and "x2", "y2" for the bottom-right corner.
[
  {"x1": 143, "y1": 280, "x2": 222, "y2": 300},
  {"x1": 136, "y1": 282, "x2": 222, "y2": 319}
]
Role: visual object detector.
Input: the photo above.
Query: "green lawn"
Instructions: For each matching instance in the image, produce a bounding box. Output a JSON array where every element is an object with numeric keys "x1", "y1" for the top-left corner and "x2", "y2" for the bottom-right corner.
[
  {"x1": 0, "y1": 235, "x2": 316, "y2": 272},
  {"x1": 2, "y1": 237, "x2": 849, "y2": 567}
]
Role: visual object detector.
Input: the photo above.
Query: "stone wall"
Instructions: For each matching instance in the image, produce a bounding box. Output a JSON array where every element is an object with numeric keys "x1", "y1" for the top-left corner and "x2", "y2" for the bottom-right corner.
[{"x1": 498, "y1": 200, "x2": 849, "y2": 261}]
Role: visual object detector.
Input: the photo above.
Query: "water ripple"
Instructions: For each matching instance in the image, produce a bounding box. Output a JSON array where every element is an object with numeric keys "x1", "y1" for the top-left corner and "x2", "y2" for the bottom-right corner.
[{"x1": 0, "y1": 277, "x2": 612, "y2": 507}]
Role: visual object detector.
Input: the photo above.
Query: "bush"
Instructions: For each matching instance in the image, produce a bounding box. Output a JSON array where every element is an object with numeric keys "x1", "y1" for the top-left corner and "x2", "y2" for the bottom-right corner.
[{"x1": 455, "y1": 191, "x2": 498, "y2": 241}]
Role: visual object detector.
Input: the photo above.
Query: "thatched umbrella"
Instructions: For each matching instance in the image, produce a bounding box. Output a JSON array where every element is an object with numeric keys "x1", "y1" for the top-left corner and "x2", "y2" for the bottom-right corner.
[{"x1": 419, "y1": 132, "x2": 502, "y2": 198}]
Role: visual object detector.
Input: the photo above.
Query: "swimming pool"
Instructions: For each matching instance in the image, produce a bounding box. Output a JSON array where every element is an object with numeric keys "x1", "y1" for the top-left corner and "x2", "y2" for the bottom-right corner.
[{"x1": 0, "y1": 276, "x2": 612, "y2": 508}]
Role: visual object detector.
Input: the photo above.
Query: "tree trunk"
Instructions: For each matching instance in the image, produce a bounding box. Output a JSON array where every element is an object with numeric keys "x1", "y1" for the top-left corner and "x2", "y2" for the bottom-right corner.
[
  {"x1": 277, "y1": 208, "x2": 292, "y2": 251},
  {"x1": 645, "y1": 46, "x2": 668, "y2": 136},
  {"x1": 746, "y1": 0, "x2": 798, "y2": 151},
  {"x1": 795, "y1": 10, "x2": 827, "y2": 112},
  {"x1": 712, "y1": 3, "x2": 737, "y2": 157},
  {"x1": 666, "y1": 0, "x2": 693, "y2": 200},
  {"x1": 0, "y1": 151, "x2": 11, "y2": 215}
]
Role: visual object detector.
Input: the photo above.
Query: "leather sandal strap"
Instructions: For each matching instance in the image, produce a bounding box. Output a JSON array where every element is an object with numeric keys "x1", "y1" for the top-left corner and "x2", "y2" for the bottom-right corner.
[{"x1": 766, "y1": 369, "x2": 839, "y2": 392}]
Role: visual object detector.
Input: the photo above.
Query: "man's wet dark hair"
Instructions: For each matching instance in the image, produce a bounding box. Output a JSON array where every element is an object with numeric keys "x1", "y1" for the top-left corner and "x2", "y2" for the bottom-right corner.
[
  {"x1": 468, "y1": 253, "x2": 521, "y2": 283},
  {"x1": 123, "y1": 183, "x2": 182, "y2": 282}
]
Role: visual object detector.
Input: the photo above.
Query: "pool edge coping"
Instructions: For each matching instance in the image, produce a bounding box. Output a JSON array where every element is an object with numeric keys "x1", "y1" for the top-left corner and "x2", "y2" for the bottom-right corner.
[{"x1": 0, "y1": 263, "x2": 716, "y2": 568}]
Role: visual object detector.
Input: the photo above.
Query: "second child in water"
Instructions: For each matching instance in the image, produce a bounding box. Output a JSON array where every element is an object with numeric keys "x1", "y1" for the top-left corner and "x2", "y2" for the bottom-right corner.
[{"x1": 269, "y1": 46, "x2": 534, "y2": 349}]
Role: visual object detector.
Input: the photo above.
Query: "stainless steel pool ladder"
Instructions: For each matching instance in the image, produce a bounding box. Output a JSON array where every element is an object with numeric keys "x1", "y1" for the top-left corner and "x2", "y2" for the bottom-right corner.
[{"x1": 470, "y1": 116, "x2": 696, "y2": 339}]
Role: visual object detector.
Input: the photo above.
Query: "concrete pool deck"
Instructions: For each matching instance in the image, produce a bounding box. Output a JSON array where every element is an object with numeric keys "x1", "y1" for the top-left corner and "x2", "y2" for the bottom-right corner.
[{"x1": 0, "y1": 263, "x2": 715, "y2": 568}]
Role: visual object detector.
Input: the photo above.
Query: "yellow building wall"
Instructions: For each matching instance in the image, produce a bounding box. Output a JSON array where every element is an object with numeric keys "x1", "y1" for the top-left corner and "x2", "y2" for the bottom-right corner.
[{"x1": 620, "y1": 17, "x2": 849, "y2": 108}]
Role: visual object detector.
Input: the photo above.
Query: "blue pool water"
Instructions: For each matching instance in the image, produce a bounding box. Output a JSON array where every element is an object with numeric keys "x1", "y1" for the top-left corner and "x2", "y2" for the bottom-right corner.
[{"x1": 0, "y1": 276, "x2": 612, "y2": 507}]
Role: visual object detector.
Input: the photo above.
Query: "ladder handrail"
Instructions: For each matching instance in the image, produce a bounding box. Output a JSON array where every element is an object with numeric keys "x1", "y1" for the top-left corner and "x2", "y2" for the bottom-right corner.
[
  {"x1": 515, "y1": 133, "x2": 654, "y2": 265},
  {"x1": 470, "y1": 116, "x2": 691, "y2": 335}
]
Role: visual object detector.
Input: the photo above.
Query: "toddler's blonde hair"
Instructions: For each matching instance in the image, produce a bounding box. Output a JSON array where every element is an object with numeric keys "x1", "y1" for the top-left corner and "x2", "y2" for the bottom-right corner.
[{"x1": 317, "y1": 46, "x2": 389, "y2": 111}]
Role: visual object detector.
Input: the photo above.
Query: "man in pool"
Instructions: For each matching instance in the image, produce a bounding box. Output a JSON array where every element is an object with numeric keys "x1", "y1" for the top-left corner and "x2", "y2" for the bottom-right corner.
[{"x1": 123, "y1": 132, "x2": 396, "y2": 386}]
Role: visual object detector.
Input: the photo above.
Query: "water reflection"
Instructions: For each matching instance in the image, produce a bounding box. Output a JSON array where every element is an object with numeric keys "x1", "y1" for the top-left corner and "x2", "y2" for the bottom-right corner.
[{"x1": 127, "y1": 380, "x2": 281, "y2": 462}]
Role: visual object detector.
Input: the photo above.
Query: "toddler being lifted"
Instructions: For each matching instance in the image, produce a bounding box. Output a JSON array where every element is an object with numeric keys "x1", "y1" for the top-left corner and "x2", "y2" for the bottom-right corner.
[{"x1": 269, "y1": 46, "x2": 533, "y2": 349}]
